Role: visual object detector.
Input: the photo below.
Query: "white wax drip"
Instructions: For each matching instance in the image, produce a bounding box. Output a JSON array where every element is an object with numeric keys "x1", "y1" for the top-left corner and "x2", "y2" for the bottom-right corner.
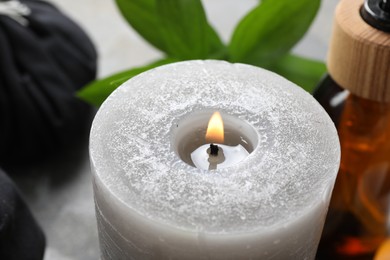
[{"x1": 191, "y1": 144, "x2": 249, "y2": 170}]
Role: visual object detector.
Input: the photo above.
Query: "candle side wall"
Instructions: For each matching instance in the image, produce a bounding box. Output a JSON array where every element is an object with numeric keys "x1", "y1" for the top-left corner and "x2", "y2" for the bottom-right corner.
[{"x1": 93, "y1": 173, "x2": 331, "y2": 259}]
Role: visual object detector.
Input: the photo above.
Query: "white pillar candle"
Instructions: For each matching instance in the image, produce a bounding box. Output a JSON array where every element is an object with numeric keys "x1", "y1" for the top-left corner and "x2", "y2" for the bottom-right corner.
[{"x1": 90, "y1": 60, "x2": 340, "y2": 259}]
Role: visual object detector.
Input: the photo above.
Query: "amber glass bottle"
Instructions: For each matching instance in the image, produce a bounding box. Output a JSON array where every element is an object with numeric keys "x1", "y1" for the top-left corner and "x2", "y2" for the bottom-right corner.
[{"x1": 315, "y1": 0, "x2": 390, "y2": 259}]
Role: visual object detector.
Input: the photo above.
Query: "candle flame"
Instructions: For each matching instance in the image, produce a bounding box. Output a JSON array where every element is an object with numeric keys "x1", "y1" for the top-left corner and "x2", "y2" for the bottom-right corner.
[{"x1": 205, "y1": 111, "x2": 224, "y2": 144}]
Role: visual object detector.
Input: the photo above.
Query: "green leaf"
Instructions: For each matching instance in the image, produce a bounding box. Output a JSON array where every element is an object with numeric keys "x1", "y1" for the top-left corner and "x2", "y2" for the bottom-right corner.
[
  {"x1": 115, "y1": 0, "x2": 167, "y2": 52},
  {"x1": 77, "y1": 58, "x2": 176, "y2": 106},
  {"x1": 206, "y1": 23, "x2": 226, "y2": 58},
  {"x1": 156, "y1": 0, "x2": 223, "y2": 59},
  {"x1": 269, "y1": 54, "x2": 326, "y2": 93},
  {"x1": 115, "y1": 0, "x2": 224, "y2": 58},
  {"x1": 229, "y1": 0, "x2": 321, "y2": 67}
]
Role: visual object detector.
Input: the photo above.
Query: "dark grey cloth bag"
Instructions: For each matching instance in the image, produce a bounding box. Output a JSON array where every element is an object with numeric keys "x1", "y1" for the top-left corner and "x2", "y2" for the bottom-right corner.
[
  {"x1": 0, "y1": 0, "x2": 97, "y2": 168},
  {"x1": 0, "y1": 168, "x2": 45, "y2": 259}
]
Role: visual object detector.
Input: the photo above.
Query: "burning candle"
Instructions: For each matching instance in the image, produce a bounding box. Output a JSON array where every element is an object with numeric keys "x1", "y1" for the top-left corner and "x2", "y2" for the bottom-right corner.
[
  {"x1": 190, "y1": 111, "x2": 250, "y2": 170},
  {"x1": 90, "y1": 60, "x2": 340, "y2": 259}
]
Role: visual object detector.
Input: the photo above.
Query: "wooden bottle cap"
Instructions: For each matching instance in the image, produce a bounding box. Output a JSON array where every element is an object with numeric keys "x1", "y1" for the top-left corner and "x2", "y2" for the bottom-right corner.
[{"x1": 328, "y1": 0, "x2": 390, "y2": 102}]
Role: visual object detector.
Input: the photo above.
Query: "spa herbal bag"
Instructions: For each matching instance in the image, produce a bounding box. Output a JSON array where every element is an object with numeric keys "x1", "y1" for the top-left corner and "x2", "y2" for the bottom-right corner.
[{"x1": 0, "y1": 0, "x2": 97, "y2": 167}]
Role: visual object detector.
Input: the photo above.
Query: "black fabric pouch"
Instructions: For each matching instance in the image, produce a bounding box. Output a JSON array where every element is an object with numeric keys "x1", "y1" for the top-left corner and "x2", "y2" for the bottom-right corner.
[
  {"x1": 0, "y1": 0, "x2": 97, "y2": 168},
  {"x1": 0, "y1": 168, "x2": 45, "y2": 260}
]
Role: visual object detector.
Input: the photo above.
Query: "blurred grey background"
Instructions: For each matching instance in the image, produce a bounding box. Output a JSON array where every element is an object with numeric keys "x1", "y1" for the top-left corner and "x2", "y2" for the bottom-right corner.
[{"x1": 12, "y1": 0, "x2": 339, "y2": 259}]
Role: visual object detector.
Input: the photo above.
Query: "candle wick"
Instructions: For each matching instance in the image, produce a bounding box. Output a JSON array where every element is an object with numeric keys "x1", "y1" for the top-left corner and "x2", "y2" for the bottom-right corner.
[{"x1": 209, "y1": 144, "x2": 219, "y2": 156}]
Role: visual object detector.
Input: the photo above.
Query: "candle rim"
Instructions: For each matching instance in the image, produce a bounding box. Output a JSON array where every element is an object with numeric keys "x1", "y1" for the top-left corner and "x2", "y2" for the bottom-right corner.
[{"x1": 172, "y1": 109, "x2": 258, "y2": 169}]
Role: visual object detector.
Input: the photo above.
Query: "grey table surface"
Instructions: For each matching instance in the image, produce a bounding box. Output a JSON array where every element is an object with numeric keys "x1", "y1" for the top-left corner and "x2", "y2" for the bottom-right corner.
[{"x1": 11, "y1": 0, "x2": 339, "y2": 259}]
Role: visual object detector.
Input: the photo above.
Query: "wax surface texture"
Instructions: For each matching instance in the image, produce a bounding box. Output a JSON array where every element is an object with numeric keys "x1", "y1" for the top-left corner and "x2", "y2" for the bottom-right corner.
[{"x1": 90, "y1": 60, "x2": 340, "y2": 259}]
